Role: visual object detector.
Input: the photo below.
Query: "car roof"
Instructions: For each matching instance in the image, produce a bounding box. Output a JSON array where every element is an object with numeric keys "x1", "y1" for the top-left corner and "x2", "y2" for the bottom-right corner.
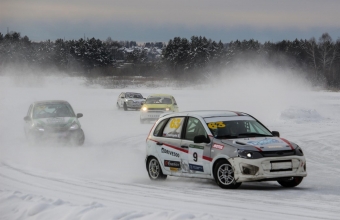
[
  {"x1": 147, "y1": 94, "x2": 173, "y2": 98},
  {"x1": 160, "y1": 110, "x2": 248, "y2": 118},
  {"x1": 32, "y1": 100, "x2": 70, "y2": 105}
]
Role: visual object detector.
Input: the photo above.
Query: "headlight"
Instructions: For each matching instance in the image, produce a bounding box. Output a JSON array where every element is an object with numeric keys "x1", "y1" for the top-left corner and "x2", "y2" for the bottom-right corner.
[
  {"x1": 165, "y1": 108, "x2": 170, "y2": 111},
  {"x1": 237, "y1": 149, "x2": 262, "y2": 159},
  {"x1": 69, "y1": 122, "x2": 79, "y2": 130},
  {"x1": 34, "y1": 123, "x2": 44, "y2": 131},
  {"x1": 142, "y1": 107, "x2": 148, "y2": 111}
]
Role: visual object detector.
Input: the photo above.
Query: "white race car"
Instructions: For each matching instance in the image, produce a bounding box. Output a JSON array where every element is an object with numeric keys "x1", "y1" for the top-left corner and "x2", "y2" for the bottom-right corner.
[
  {"x1": 145, "y1": 110, "x2": 307, "y2": 189},
  {"x1": 117, "y1": 92, "x2": 145, "y2": 111}
]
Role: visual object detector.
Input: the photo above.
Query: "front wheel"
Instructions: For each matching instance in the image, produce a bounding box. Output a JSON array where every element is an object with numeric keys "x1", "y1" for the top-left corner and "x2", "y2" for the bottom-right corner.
[
  {"x1": 123, "y1": 103, "x2": 128, "y2": 111},
  {"x1": 214, "y1": 160, "x2": 241, "y2": 189},
  {"x1": 116, "y1": 102, "x2": 120, "y2": 110},
  {"x1": 147, "y1": 157, "x2": 167, "y2": 180},
  {"x1": 277, "y1": 177, "x2": 303, "y2": 187}
]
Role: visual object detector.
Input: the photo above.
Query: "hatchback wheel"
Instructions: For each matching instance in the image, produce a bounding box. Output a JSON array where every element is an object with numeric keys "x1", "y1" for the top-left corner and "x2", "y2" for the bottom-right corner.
[
  {"x1": 214, "y1": 160, "x2": 241, "y2": 189},
  {"x1": 147, "y1": 157, "x2": 167, "y2": 180}
]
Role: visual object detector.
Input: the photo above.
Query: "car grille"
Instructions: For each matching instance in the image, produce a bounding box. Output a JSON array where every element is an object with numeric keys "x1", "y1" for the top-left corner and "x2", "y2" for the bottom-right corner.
[
  {"x1": 148, "y1": 108, "x2": 166, "y2": 111},
  {"x1": 260, "y1": 150, "x2": 295, "y2": 157},
  {"x1": 44, "y1": 126, "x2": 70, "y2": 132}
]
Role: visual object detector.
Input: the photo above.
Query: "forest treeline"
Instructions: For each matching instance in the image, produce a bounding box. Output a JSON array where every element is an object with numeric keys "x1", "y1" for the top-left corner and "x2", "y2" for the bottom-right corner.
[{"x1": 0, "y1": 31, "x2": 339, "y2": 88}]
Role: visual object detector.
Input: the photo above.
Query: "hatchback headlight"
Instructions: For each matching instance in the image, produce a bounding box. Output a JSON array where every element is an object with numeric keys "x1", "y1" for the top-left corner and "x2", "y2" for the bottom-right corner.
[
  {"x1": 69, "y1": 122, "x2": 79, "y2": 130},
  {"x1": 142, "y1": 107, "x2": 148, "y2": 111},
  {"x1": 34, "y1": 123, "x2": 44, "y2": 131},
  {"x1": 237, "y1": 149, "x2": 262, "y2": 159},
  {"x1": 165, "y1": 108, "x2": 170, "y2": 111}
]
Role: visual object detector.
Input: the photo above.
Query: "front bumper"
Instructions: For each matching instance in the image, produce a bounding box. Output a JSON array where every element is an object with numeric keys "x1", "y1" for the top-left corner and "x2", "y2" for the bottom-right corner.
[
  {"x1": 229, "y1": 156, "x2": 307, "y2": 183},
  {"x1": 140, "y1": 110, "x2": 169, "y2": 120},
  {"x1": 28, "y1": 128, "x2": 84, "y2": 142}
]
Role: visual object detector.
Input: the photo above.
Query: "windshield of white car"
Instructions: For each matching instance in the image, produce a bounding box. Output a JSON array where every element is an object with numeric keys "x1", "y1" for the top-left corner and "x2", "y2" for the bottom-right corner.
[
  {"x1": 145, "y1": 97, "x2": 172, "y2": 104},
  {"x1": 206, "y1": 120, "x2": 273, "y2": 139},
  {"x1": 126, "y1": 93, "x2": 143, "y2": 99},
  {"x1": 33, "y1": 103, "x2": 75, "y2": 119}
]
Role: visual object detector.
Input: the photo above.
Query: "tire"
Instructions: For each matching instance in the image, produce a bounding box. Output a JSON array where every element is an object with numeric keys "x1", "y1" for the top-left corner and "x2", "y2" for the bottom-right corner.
[
  {"x1": 116, "y1": 102, "x2": 120, "y2": 110},
  {"x1": 214, "y1": 160, "x2": 241, "y2": 189},
  {"x1": 72, "y1": 129, "x2": 85, "y2": 146},
  {"x1": 123, "y1": 103, "x2": 128, "y2": 111},
  {"x1": 277, "y1": 177, "x2": 303, "y2": 188},
  {"x1": 147, "y1": 157, "x2": 167, "y2": 180}
]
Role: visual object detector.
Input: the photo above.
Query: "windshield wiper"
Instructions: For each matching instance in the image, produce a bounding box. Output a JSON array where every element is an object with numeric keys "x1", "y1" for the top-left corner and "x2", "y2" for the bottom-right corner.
[{"x1": 237, "y1": 133, "x2": 272, "y2": 137}]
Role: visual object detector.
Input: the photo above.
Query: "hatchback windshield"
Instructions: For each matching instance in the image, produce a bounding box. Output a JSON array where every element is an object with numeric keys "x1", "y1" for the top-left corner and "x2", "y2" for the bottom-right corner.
[
  {"x1": 126, "y1": 93, "x2": 143, "y2": 99},
  {"x1": 33, "y1": 103, "x2": 75, "y2": 119},
  {"x1": 145, "y1": 97, "x2": 172, "y2": 104},
  {"x1": 206, "y1": 120, "x2": 272, "y2": 139}
]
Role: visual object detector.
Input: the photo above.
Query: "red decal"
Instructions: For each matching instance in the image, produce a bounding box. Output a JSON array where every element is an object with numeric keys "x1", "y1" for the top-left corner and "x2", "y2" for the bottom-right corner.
[
  {"x1": 280, "y1": 138, "x2": 294, "y2": 150},
  {"x1": 212, "y1": 144, "x2": 224, "y2": 150},
  {"x1": 203, "y1": 156, "x2": 213, "y2": 161},
  {"x1": 254, "y1": 146, "x2": 262, "y2": 152},
  {"x1": 163, "y1": 143, "x2": 188, "y2": 153}
]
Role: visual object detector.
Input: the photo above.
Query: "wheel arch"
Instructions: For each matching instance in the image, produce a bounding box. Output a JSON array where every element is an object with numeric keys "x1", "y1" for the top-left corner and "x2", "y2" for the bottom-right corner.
[
  {"x1": 211, "y1": 155, "x2": 232, "y2": 180},
  {"x1": 145, "y1": 155, "x2": 166, "y2": 174}
]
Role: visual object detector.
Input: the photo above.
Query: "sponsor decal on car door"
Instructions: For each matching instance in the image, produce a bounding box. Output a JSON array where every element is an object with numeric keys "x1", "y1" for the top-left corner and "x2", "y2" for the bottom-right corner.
[{"x1": 155, "y1": 117, "x2": 185, "y2": 173}]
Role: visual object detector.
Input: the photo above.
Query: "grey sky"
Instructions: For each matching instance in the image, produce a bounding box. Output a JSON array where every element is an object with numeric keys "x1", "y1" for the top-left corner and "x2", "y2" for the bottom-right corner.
[{"x1": 1, "y1": 0, "x2": 339, "y2": 43}]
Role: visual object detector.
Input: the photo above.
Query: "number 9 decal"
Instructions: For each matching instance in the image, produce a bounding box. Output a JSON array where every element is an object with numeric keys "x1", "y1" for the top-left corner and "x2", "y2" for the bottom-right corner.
[{"x1": 193, "y1": 152, "x2": 198, "y2": 162}]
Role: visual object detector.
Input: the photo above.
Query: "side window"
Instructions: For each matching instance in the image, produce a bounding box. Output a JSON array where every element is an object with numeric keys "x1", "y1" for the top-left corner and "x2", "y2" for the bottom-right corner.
[
  {"x1": 153, "y1": 119, "x2": 168, "y2": 137},
  {"x1": 185, "y1": 117, "x2": 207, "y2": 141},
  {"x1": 162, "y1": 117, "x2": 185, "y2": 139}
]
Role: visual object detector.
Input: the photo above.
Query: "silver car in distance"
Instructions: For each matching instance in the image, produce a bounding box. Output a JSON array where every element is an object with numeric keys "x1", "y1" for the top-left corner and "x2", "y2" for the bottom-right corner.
[{"x1": 145, "y1": 110, "x2": 307, "y2": 189}]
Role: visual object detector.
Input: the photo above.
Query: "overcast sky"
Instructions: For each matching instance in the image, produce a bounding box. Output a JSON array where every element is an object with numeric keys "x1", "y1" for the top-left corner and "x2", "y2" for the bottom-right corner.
[{"x1": 1, "y1": 0, "x2": 340, "y2": 43}]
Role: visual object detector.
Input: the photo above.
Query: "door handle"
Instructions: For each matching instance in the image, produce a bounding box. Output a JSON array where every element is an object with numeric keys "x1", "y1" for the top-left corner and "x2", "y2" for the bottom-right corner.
[
  {"x1": 181, "y1": 145, "x2": 188, "y2": 149},
  {"x1": 156, "y1": 142, "x2": 163, "y2": 146}
]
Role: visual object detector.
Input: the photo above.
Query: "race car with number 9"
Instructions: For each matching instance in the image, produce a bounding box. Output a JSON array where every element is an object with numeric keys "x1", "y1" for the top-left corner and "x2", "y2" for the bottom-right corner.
[{"x1": 145, "y1": 110, "x2": 307, "y2": 189}]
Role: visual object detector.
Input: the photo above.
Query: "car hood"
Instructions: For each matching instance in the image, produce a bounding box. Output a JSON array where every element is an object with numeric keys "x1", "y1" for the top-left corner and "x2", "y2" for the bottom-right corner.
[
  {"x1": 33, "y1": 117, "x2": 78, "y2": 128},
  {"x1": 126, "y1": 98, "x2": 144, "y2": 102},
  {"x1": 220, "y1": 137, "x2": 295, "y2": 151},
  {"x1": 143, "y1": 104, "x2": 173, "y2": 108}
]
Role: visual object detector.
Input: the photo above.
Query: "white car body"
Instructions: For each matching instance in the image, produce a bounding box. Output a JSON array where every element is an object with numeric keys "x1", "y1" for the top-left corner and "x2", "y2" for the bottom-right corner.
[
  {"x1": 116, "y1": 92, "x2": 145, "y2": 111},
  {"x1": 145, "y1": 110, "x2": 307, "y2": 189}
]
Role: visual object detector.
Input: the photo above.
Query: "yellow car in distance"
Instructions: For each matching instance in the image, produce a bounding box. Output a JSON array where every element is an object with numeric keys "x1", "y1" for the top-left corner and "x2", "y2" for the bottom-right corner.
[{"x1": 140, "y1": 94, "x2": 179, "y2": 123}]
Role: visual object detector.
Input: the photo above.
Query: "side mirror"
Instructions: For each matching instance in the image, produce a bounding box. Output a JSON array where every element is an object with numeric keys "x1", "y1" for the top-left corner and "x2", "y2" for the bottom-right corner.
[
  {"x1": 194, "y1": 135, "x2": 210, "y2": 144},
  {"x1": 24, "y1": 116, "x2": 31, "y2": 121},
  {"x1": 174, "y1": 103, "x2": 177, "y2": 105},
  {"x1": 144, "y1": 98, "x2": 146, "y2": 100},
  {"x1": 272, "y1": 131, "x2": 280, "y2": 137},
  {"x1": 77, "y1": 113, "x2": 83, "y2": 118}
]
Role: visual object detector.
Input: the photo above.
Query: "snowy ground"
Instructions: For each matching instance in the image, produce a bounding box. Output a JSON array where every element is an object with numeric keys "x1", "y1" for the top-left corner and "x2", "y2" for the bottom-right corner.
[{"x1": 0, "y1": 73, "x2": 340, "y2": 220}]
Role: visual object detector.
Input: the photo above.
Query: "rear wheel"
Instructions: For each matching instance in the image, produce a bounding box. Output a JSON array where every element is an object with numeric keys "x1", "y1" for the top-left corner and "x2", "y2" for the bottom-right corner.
[
  {"x1": 277, "y1": 177, "x2": 303, "y2": 187},
  {"x1": 147, "y1": 157, "x2": 167, "y2": 180},
  {"x1": 123, "y1": 103, "x2": 128, "y2": 111},
  {"x1": 214, "y1": 160, "x2": 241, "y2": 189}
]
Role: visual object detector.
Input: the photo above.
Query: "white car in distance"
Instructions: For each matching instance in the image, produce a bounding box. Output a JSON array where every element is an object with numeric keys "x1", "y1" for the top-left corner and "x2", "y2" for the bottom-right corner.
[{"x1": 117, "y1": 92, "x2": 145, "y2": 111}]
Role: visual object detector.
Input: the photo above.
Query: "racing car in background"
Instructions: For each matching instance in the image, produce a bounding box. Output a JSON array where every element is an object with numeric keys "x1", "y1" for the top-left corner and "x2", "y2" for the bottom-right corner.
[
  {"x1": 117, "y1": 92, "x2": 145, "y2": 111},
  {"x1": 145, "y1": 110, "x2": 307, "y2": 189},
  {"x1": 140, "y1": 94, "x2": 179, "y2": 123},
  {"x1": 24, "y1": 100, "x2": 85, "y2": 145}
]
